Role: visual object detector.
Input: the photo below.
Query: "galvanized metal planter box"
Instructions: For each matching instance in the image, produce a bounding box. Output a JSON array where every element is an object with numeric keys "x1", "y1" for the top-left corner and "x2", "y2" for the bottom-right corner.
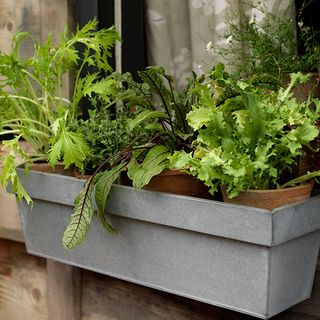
[{"x1": 17, "y1": 168, "x2": 320, "y2": 319}]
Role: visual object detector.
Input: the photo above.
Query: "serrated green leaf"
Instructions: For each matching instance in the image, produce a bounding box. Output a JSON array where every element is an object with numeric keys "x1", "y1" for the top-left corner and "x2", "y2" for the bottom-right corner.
[
  {"x1": 0, "y1": 138, "x2": 32, "y2": 204},
  {"x1": 187, "y1": 107, "x2": 214, "y2": 130},
  {"x1": 48, "y1": 129, "x2": 90, "y2": 169},
  {"x1": 168, "y1": 150, "x2": 193, "y2": 170},
  {"x1": 50, "y1": 119, "x2": 61, "y2": 136}
]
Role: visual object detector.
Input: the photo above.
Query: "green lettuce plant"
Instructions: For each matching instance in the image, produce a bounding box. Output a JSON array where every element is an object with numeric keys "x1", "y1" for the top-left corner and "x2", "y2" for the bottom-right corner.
[
  {"x1": 170, "y1": 64, "x2": 320, "y2": 198},
  {"x1": 0, "y1": 20, "x2": 119, "y2": 203}
]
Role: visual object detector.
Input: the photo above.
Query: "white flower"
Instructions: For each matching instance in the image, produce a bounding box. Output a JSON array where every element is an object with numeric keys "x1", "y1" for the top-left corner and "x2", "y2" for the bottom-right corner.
[
  {"x1": 205, "y1": 41, "x2": 215, "y2": 55},
  {"x1": 251, "y1": 8, "x2": 264, "y2": 23},
  {"x1": 226, "y1": 35, "x2": 233, "y2": 44},
  {"x1": 298, "y1": 21, "x2": 303, "y2": 28},
  {"x1": 206, "y1": 41, "x2": 213, "y2": 49}
]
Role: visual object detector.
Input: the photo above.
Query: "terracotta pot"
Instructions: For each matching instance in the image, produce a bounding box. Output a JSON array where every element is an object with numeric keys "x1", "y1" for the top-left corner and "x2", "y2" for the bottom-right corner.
[
  {"x1": 144, "y1": 169, "x2": 213, "y2": 199},
  {"x1": 74, "y1": 170, "x2": 131, "y2": 187},
  {"x1": 74, "y1": 170, "x2": 92, "y2": 180},
  {"x1": 221, "y1": 181, "x2": 314, "y2": 210},
  {"x1": 294, "y1": 148, "x2": 320, "y2": 177},
  {"x1": 288, "y1": 72, "x2": 320, "y2": 101},
  {"x1": 30, "y1": 163, "x2": 75, "y2": 176}
]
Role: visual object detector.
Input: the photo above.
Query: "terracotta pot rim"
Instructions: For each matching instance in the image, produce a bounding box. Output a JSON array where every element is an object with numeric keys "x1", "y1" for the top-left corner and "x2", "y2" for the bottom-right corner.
[
  {"x1": 222, "y1": 180, "x2": 314, "y2": 209},
  {"x1": 74, "y1": 169, "x2": 92, "y2": 180},
  {"x1": 30, "y1": 162, "x2": 64, "y2": 168},
  {"x1": 29, "y1": 162, "x2": 75, "y2": 176},
  {"x1": 157, "y1": 168, "x2": 187, "y2": 177},
  {"x1": 223, "y1": 180, "x2": 314, "y2": 195}
]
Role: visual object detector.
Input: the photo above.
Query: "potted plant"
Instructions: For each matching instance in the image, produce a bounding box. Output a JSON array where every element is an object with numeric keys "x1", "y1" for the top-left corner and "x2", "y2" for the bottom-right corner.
[
  {"x1": 16, "y1": 65, "x2": 320, "y2": 319},
  {"x1": 206, "y1": 1, "x2": 320, "y2": 178},
  {"x1": 207, "y1": 1, "x2": 320, "y2": 88},
  {"x1": 0, "y1": 19, "x2": 120, "y2": 203},
  {"x1": 170, "y1": 64, "x2": 320, "y2": 208},
  {"x1": 62, "y1": 66, "x2": 212, "y2": 249}
]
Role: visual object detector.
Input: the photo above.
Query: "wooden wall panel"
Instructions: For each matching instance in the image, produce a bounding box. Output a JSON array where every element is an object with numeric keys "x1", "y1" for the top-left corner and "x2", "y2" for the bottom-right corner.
[
  {"x1": 82, "y1": 271, "x2": 251, "y2": 320},
  {"x1": 40, "y1": 0, "x2": 74, "y2": 44},
  {"x1": 39, "y1": 0, "x2": 75, "y2": 97},
  {"x1": 0, "y1": 187, "x2": 22, "y2": 242},
  {"x1": 0, "y1": 240, "x2": 47, "y2": 320},
  {"x1": 0, "y1": 238, "x2": 319, "y2": 320},
  {"x1": 81, "y1": 263, "x2": 320, "y2": 320},
  {"x1": 47, "y1": 261, "x2": 81, "y2": 320},
  {"x1": 0, "y1": 0, "x2": 41, "y2": 56}
]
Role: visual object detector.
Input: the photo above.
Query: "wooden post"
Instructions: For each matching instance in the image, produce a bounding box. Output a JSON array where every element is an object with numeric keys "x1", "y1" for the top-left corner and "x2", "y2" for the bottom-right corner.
[
  {"x1": 47, "y1": 261, "x2": 81, "y2": 320},
  {"x1": 114, "y1": 0, "x2": 122, "y2": 73}
]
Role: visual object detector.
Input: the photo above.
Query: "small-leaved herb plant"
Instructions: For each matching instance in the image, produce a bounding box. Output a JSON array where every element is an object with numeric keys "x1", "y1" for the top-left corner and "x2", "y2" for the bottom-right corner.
[
  {"x1": 169, "y1": 64, "x2": 320, "y2": 198},
  {"x1": 0, "y1": 20, "x2": 120, "y2": 203},
  {"x1": 208, "y1": 1, "x2": 320, "y2": 81},
  {"x1": 62, "y1": 66, "x2": 206, "y2": 249},
  {"x1": 69, "y1": 107, "x2": 153, "y2": 174}
]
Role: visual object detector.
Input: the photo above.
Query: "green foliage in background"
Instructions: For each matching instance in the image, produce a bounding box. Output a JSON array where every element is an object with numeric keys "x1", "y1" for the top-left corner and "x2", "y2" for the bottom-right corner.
[{"x1": 209, "y1": 1, "x2": 320, "y2": 81}]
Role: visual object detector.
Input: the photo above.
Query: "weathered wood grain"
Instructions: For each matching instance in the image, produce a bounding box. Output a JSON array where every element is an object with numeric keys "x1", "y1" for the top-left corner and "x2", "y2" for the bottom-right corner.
[
  {"x1": 39, "y1": 0, "x2": 75, "y2": 98},
  {"x1": 81, "y1": 256, "x2": 320, "y2": 320},
  {"x1": 39, "y1": 0, "x2": 74, "y2": 44},
  {"x1": 0, "y1": 239, "x2": 47, "y2": 320},
  {"x1": 82, "y1": 270, "x2": 252, "y2": 320},
  {"x1": 47, "y1": 260, "x2": 81, "y2": 320},
  {"x1": 0, "y1": 141, "x2": 34, "y2": 243},
  {"x1": 0, "y1": 187, "x2": 23, "y2": 242},
  {"x1": 0, "y1": 0, "x2": 41, "y2": 56}
]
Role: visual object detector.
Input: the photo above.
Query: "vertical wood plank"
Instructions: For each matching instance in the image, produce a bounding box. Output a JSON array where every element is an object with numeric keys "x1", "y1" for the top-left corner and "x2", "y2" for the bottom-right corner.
[
  {"x1": 47, "y1": 260, "x2": 81, "y2": 320},
  {"x1": 39, "y1": 0, "x2": 75, "y2": 44},
  {"x1": 0, "y1": 187, "x2": 23, "y2": 242}
]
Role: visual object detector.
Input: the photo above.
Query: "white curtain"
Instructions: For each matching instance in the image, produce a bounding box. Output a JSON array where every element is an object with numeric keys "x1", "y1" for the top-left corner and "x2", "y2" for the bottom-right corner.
[{"x1": 145, "y1": 0, "x2": 294, "y2": 88}]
